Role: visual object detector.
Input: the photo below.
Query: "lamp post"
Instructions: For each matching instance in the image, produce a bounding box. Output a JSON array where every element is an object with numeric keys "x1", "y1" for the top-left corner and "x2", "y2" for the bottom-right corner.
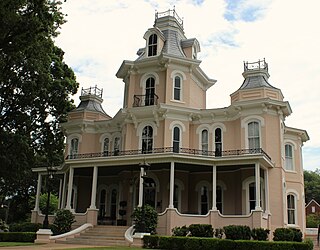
[
  {"x1": 43, "y1": 165, "x2": 57, "y2": 229},
  {"x1": 139, "y1": 160, "x2": 150, "y2": 232}
]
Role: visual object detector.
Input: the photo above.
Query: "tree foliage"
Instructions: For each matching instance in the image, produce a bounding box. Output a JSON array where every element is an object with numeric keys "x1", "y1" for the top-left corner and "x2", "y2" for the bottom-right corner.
[
  {"x1": 0, "y1": 0, "x2": 78, "y2": 209},
  {"x1": 304, "y1": 169, "x2": 320, "y2": 204}
]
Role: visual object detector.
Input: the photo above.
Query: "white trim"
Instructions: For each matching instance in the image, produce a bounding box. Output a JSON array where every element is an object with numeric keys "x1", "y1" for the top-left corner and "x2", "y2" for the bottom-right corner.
[
  {"x1": 212, "y1": 123, "x2": 227, "y2": 132},
  {"x1": 284, "y1": 143, "x2": 295, "y2": 172},
  {"x1": 67, "y1": 133, "x2": 82, "y2": 144},
  {"x1": 136, "y1": 121, "x2": 157, "y2": 136},
  {"x1": 171, "y1": 70, "x2": 186, "y2": 102},
  {"x1": 242, "y1": 118, "x2": 262, "y2": 149},
  {"x1": 241, "y1": 115, "x2": 265, "y2": 128},
  {"x1": 169, "y1": 121, "x2": 186, "y2": 132},
  {"x1": 140, "y1": 72, "x2": 160, "y2": 89},
  {"x1": 242, "y1": 176, "x2": 265, "y2": 214},
  {"x1": 195, "y1": 180, "x2": 212, "y2": 215},
  {"x1": 286, "y1": 191, "x2": 299, "y2": 226}
]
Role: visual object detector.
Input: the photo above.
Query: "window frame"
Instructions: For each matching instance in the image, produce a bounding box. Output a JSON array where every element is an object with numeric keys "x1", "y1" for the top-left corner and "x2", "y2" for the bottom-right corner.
[
  {"x1": 142, "y1": 125, "x2": 153, "y2": 154},
  {"x1": 173, "y1": 126, "x2": 181, "y2": 153},
  {"x1": 148, "y1": 34, "x2": 157, "y2": 57},
  {"x1": 287, "y1": 193, "x2": 297, "y2": 225},
  {"x1": 201, "y1": 129, "x2": 209, "y2": 155},
  {"x1": 173, "y1": 75, "x2": 182, "y2": 101},
  {"x1": 248, "y1": 121, "x2": 261, "y2": 150},
  {"x1": 285, "y1": 143, "x2": 295, "y2": 171}
]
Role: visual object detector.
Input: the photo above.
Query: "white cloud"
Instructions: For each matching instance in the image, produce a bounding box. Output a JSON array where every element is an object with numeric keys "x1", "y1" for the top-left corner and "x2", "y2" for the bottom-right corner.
[{"x1": 56, "y1": 0, "x2": 320, "y2": 169}]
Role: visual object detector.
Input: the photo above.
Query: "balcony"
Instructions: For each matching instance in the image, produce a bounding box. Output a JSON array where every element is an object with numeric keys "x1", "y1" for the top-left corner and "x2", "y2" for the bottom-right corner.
[
  {"x1": 66, "y1": 147, "x2": 271, "y2": 161},
  {"x1": 133, "y1": 94, "x2": 159, "y2": 107}
]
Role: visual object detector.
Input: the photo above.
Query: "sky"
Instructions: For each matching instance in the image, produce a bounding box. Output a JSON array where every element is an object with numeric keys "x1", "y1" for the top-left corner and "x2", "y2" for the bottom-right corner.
[{"x1": 55, "y1": 0, "x2": 320, "y2": 171}]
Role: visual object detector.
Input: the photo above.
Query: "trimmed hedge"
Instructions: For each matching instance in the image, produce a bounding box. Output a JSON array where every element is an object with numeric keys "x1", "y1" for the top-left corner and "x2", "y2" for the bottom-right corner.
[
  {"x1": 189, "y1": 224, "x2": 214, "y2": 238},
  {"x1": 9, "y1": 222, "x2": 42, "y2": 232},
  {"x1": 223, "y1": 225, "x2": 251, "y2": 240},
  {"x1": 143, "y1": 235, "x2": 313, "y2": 250},
  {"x1": 0, "y1": 232, "x2": 36, "y2": 242}
]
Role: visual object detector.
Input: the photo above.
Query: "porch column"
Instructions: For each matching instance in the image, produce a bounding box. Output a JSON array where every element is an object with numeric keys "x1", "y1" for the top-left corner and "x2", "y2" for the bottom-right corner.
[
  {"x1": 61, "y1": 173, "x2": 67, "y2": 209},
  {"x1": 255, "y1": 163, "x2": 261, "y2": 210},
  {"x1": 90, "y1": 166, "x2": 98, "y2": 209},
  {"x1": 212, "y1": 165, "x2": 217, "y2": 210},
  {"x1": 264, "y1": 168, "x2": 270, "y2": 213},
  {"x1": 34, "y1": 174, "x2": 42, "y2": 211},
  {"x1": 169, "y1": 162, "x2": 175, "y2": 209},
  {"x1": 66, "y1": 167, "x2": 74, "y2": 210},
  {"x1": 57, "y1": 178, "x2": 63, "y2": 209},
  {"x1": 138, "y1": 166, "x2": 144, "y2": 207}
]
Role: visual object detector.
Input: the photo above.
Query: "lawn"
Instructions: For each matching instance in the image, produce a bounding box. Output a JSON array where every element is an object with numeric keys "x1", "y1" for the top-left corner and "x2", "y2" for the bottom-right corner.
[
  {"x1": 0, "y1": 242, "x2": 37, "y2": 247},
  {"x1": 0, "y1": 243, "x2": 150, "y2": 250}
]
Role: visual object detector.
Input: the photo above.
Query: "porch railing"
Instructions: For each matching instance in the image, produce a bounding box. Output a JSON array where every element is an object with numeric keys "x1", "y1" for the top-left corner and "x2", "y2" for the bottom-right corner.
[{"x1": 66, "y1": 147, "x2": 271, "y2": 161}]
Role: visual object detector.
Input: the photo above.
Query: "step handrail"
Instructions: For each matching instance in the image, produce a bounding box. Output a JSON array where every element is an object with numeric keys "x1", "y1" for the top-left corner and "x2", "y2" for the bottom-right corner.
[
  {"x1": 125, "y1": 225, "x2": 134, "y2": 244},
  {"x1": 50, "y1": 223, "x2": 93, "y2": 241}
]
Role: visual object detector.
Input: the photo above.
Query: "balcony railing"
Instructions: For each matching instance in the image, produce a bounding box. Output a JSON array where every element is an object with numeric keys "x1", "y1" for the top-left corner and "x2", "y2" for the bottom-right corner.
[
  {"x1": 66, "y1": 147, "x2": 271, "y2": 161},
  {"x1": 133, "y1": 94, "x2": 159, "y2": 107}
]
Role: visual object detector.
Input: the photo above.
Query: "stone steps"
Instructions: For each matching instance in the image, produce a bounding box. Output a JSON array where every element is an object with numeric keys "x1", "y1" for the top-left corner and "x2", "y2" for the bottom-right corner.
[{"x1": 56, "y1": 225, "x2": 129, "y2": 246}]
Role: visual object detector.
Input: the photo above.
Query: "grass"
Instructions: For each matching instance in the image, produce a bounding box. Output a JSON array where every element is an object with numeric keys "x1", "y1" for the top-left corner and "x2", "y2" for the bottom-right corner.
[
  {"x1": 60, "y1": 247, "x2": 150, "y2": 250},
  {"x1": 0, "y1": 242, "x2": 37, "y2": 247},
  {"x1": 0, "y1": 243, "x2": 149, "y2": 249}
]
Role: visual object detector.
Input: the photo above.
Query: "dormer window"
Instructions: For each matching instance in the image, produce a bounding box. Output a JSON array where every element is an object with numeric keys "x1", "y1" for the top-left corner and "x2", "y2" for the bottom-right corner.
[
  {"x1": 192, "y1": 45, "x2": 197, "y2": 59},
  {"x1": 148, "y1": 34, "x2": 157, "y2": 56}
]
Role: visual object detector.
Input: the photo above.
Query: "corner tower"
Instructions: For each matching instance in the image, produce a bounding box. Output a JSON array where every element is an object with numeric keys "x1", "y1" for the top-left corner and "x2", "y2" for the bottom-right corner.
[{"x1": 116, "y1": 8, "x2": 216, "y2": 110}]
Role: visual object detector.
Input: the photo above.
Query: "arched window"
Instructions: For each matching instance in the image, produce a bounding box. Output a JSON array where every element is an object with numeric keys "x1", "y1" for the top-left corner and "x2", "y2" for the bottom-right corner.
[
  {"x1": 248, "y1": 121, "x2": 260, "y2": 150},
  {"x1": 148, "y1": 34, "x2": 157, "y2": 56},
  {"x1": 145, "y1": 77, "x2": 155, "y2": 106},
  {"x1": 287, "y1": 194, "x2": 296, "y2": 224},
  {"x1": 103, "y1": 138, "x2": 110, "y2": 156},
  {"x1": 216, "y1": 185, "x2": 223, "y2": 213},
  {"x1": 174, "y1": 76, "x2": 181, "y2": 101},
  {"x1": 144, "y1": 177, "x2": 156, "y2": 208},
  {"x1": 98, "y1": 189, "x2": 106, "y2": 220},
  {"x1": 214, "y1": 128, "x2": 222, "y2": 156},
  {"x1": 142, "y1": 126, "x2": 153, "y2": 154},
  {"x1": 285, "y1": 144, "x2": 294, "y2": 171},
  {"x1": 201, "y1": 129, "x2": 208, "y2": 155},
  {"x1": 200, "y1": 186, "x2": 209, "y2": 215},
  {"x1": 249, "y1": 182, "x2": 256, "y2": 212},
  {"x1": 173, "y1": 127, "x2": 180, "y2": 153},
  {"x1": 113, "y1": 137, "x2": 120, "y2": 156},
  {"x1": 70, "y1": 138, "x2": 79, "y2": 158},
  {"x1": 110, "y1": 189, "x2": 117, "y2": 221}
]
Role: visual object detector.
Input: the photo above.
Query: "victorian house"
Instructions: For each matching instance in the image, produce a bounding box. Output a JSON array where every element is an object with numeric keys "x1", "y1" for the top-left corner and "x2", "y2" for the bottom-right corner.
[{"x1": 32, "y1": 9, "x2": 309, "y2": 236}]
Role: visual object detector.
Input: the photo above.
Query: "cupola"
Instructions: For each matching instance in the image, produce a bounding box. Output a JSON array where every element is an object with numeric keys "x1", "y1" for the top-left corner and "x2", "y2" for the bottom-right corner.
[
  {"x1": 68, "y1": 86, "x2": 111, "y2": 121},
  {"x1": 231, "y1": 59, "x2": 284, "y2": 104}
]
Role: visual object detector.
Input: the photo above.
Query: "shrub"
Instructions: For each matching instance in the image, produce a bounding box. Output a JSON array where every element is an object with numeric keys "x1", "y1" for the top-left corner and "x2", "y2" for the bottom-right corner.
[
  {"x1": 172, "y1": 225, "x2": 189, "y2": 236},
  {"x1": 143, "y1": 235, "x2": 160, "y2": 248},
  {"x1": 142, "y1": 235, "x2": 313, "y2": 250},
  {"x1": 52, "y1": 209, "x2": 76, "y2": 235},
  {"x1": 223, "y1": 225, "x2": 251, "y2": 240},
  {"x1": 214, "y1": 228, "x2": 224, "y2": 238},
  {"x1": 9, "y1": 222, "x2": 42, "y2": 232},
  {"x1": 306, "y1": 214, "x2": 320, "y2": 228},
  {"x1": 131, "y1": 204, "x2": 158, "y2": 234},
  {"x1": 251, "y1": 227, "x2": 270, "y2": 241},
  {"x1": 0, "y1": 219, "x2": 9, "y2": 232},
  {"x1": 189, "y1": 224, "x2": 213, "y2": 237},
  {"x1": 0, "y1": 232, "x2": 36, "y2": 242},
  {"x1": 273, "y1": 227, "x2": 302, "y2": 242}
]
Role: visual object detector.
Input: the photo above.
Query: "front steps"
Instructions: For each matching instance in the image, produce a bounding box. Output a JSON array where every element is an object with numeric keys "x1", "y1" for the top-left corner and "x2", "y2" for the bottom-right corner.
[{"x1": 56, "y1": 225, "x2": 130, "y2": 246}]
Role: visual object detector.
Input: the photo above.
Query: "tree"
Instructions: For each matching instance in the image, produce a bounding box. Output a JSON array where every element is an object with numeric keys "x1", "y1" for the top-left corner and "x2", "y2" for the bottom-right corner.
[
  {"x1": 304, "y1": 169, "x2": 320, "y2": 204},
  {"x1": 0, "y1": 0, "x2": 78, "y2": 220}
]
